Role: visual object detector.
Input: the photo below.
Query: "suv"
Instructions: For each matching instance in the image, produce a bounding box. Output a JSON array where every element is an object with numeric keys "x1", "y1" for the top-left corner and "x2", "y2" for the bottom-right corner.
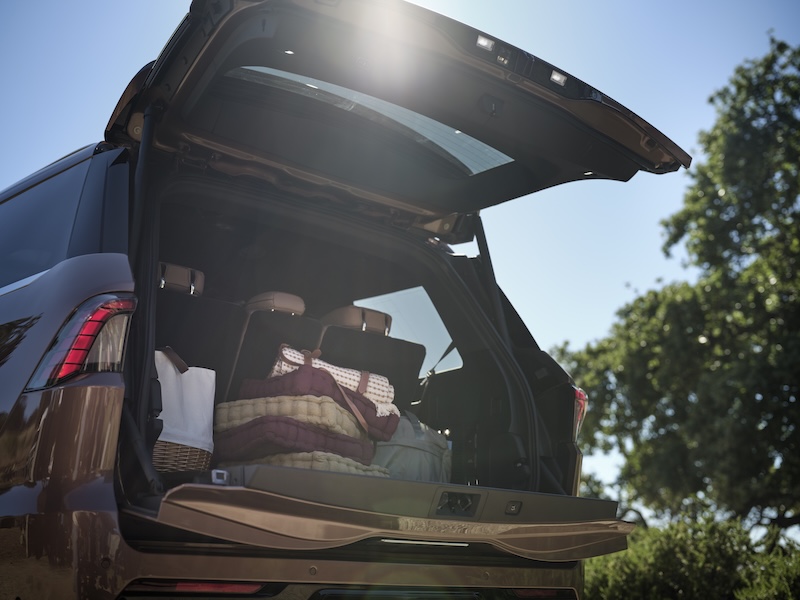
[{"x1": 0, "y1": 1, "x2": 690, "y2": 598}]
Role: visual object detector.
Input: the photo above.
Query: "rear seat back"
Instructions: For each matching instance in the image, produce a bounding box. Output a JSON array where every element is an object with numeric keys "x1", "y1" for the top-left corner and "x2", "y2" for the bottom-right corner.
[
  {"x1": 227, "y1": 291, "x2": 323, "y2": 401},
  {"x1": 319, "y1": 305, "x2": 426, "y2": 411}
]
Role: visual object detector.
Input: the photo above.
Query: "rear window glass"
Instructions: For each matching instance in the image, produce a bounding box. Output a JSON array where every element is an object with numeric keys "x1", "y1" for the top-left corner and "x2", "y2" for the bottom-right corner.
[
  {"x1": 0, "y1": 159, "x2": 91, "y2": 291},
  {"x1": 355, "y1": 286, "x2": 463, "y2": 377},
  {"x1": 228, "y1": 66, "x2": 514, "y2": 177}
]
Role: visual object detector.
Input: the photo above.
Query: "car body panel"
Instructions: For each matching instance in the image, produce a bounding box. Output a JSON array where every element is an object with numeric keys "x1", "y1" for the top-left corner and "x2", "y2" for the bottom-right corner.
[
  {"x1": 0, "y1": 253, "x2": 134, "y2": 424},
  {"x1": 0, "y1": 374, "x2": 125, "y2": 600}
]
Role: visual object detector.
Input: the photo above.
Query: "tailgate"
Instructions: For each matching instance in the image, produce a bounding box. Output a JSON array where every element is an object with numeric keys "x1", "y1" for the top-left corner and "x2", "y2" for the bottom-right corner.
[{"x1": 153, "y1": 466, "x2": 633, "y2": 562}]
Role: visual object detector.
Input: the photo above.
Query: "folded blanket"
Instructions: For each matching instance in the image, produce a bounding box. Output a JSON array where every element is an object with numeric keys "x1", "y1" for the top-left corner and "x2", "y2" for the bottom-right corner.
[
  {"x1": 214, "y1": 415, "x2": 375, "y2": 465},
  {"x1": 270, "y1": 345, "x2": 399, "y2": 418},
  {"x1": 239, "y1": 365, "x2": 399, "y2": 442},
  {"x1": 215, "y1": 394, "x2": 363, "y2": 440},
  {"x1": 218, "y1": 451, "x2": 389, "y2": 477}
]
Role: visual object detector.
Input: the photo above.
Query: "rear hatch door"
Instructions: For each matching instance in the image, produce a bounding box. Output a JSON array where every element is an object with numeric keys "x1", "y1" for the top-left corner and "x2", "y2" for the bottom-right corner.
[{"x1": 107, "y1": 0, "x2": 690, "y2": 226}]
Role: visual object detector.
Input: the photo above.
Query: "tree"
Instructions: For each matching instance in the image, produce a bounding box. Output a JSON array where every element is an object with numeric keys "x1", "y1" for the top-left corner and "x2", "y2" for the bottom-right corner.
[
  {"x1": 561, "y1": 38, "x2": 800, "y2": 529},
  {"x1": 584, "y1": 519, "x2": 800, "y2": 600},
  {"x1": 662, "y1": 37, "x2": 800, "y2": 276}
]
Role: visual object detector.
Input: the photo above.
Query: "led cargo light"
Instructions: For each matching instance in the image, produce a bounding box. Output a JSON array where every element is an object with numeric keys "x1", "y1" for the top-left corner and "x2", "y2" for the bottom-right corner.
[
  {"x1": 550, "y1": 70, "x2": 568, "y2": 86},
  {"x1": 476, "y1": 34, "x2": 495, "y2": 52}
]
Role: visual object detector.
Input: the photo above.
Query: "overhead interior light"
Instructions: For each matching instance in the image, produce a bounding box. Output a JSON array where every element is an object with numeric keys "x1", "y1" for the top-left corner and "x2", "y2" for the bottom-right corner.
[
  {"x1": 476, "y1": 35, "x2": 495, "y2": 52},
  {"x1": 550, "y1": 70, "x2": 567, "y2": 86},
  {"x1": 284, "y1": 50, "x2": 295, "y2": 55}
]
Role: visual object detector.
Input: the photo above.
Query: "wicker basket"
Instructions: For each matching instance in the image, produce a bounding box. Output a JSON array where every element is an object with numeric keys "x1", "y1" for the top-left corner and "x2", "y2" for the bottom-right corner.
[{"x1": 152, "y1": 440, "x2": 211, "y2": 472}]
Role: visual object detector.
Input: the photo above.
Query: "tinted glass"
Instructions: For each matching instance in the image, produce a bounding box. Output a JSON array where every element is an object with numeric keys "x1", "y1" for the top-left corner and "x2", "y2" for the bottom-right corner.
[
  {"x1": 0, "y1": 159, "x2": 91, "y2": 290},
  {"x1": 229, "y1": 66, "x2": 514, "y2": 177},
  {"x1": 355, "y1": 286, "x2": 463, "y2": 377}
]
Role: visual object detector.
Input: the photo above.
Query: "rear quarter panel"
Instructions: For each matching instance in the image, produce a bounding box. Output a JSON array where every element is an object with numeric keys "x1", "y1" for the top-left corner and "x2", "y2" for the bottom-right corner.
[
  {"x1": 0, "y1": 253, "x2": 134, "y2": 430},
  {"x1": 0, "y1": 254, "x2": 134, "y2": 599}
]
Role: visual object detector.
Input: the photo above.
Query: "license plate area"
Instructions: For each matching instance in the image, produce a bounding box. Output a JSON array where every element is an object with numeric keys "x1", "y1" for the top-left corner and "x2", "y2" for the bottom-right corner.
[{"x1": 435, "y1": 491, "x2": 480, "y2": 518}]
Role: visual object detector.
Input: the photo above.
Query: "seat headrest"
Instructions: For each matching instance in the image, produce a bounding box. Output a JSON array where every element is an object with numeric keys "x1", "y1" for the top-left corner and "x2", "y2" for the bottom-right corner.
[
  {"x1": 322, "y1": 305, "x2": 391, "y2": 335},
  {"x1": 159, "y1": 262, "x2": 204, "y2": 296},
  {"x1": 245, "y1": 291, "x2": 305, "y2": 316}
]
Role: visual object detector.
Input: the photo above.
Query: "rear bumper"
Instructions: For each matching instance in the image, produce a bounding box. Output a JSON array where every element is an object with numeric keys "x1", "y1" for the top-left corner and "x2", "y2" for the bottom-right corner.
[{"x1": 1, "y1": 506, "x2": 584, "y2": 599}]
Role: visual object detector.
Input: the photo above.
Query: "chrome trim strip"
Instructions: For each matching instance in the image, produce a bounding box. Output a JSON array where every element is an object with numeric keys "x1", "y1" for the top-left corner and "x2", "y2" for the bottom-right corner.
[{"x1": 0, "y1": 269, "x2": 49, "y2": 297}]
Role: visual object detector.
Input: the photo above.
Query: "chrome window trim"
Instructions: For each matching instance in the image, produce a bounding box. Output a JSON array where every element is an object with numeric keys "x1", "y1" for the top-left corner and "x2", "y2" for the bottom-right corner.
[{"x1": 0, "y1": 269, "x2": 49, "y2": 298}]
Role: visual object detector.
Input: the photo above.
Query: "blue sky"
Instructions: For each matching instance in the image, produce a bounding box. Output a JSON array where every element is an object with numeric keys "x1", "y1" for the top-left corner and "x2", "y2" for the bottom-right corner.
[{"x1": 2, "y1": 1, "x2": 798, "y2": 481}]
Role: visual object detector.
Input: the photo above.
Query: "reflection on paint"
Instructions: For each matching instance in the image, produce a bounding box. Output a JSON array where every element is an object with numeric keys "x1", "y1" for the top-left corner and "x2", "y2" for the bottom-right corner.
[{"x1": 0, "y1": 314, "x2": 40, "y2": 368}]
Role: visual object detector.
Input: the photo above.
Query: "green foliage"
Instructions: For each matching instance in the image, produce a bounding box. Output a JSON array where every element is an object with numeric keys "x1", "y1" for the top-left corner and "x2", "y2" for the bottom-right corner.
[
  {"x1": 663, "y1": 37, "x2": 800, "y2": 276},
  {"x1": 563, "y1": 38, "x2": 800, "y2": 530},
  {"x1": 738, "y1": 535, "x2": 800, "y2": 600},
  {"x1": 585, "y1": 519, "x2": 799, "y2": 600}
]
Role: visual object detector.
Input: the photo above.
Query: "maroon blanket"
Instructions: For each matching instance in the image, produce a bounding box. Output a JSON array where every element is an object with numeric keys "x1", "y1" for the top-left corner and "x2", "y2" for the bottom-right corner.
[
  {"x1": 239, "y1": 365, "x2": 399, "y2": 441},
  {"x1": 214, "y1": 415, "x2": 375, "y2": 465}
]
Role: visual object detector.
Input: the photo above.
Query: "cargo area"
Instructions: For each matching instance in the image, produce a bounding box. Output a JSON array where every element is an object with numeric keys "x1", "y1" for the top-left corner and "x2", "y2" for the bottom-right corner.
[{"x1": 113, "y1": 174, "x2": 608, "y2": 556}]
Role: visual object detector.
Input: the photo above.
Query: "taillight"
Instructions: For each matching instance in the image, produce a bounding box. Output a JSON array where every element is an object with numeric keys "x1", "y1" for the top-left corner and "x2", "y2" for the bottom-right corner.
[
  {"x1": 25, "y1": 294, "x2": 136, "y2": 390},
  {"x1": 573, "y1": 387, "x2": 588, "y2": 438}
]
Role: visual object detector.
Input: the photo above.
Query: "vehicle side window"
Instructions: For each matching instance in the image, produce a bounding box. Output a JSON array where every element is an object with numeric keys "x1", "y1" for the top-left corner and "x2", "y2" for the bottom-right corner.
[
  {"x1": 0, "y1": 159, "x2": 91, "y2": 290},
  {"x1": 355, "y1": 286, "x2": 463, "y2": 377}
]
